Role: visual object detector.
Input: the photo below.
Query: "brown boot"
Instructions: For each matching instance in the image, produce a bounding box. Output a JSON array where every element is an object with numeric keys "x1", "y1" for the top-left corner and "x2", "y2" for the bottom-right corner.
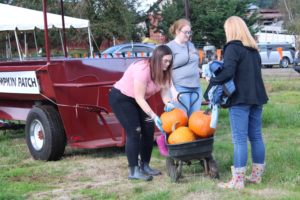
[
  {"x1": 218, "y1": 166, "x2": 246, "y2": 189},
  {"x1": 246, "y1": 163, "x2": 265, "y2": 184}
]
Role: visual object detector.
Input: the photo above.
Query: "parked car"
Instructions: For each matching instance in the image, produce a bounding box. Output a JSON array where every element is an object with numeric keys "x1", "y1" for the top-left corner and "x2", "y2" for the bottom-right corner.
[
  {"x1": 294, "y1": 50, "x2": 299, "y2": 66},
  {"x1": 101, "y1": 43, "x2": 156, "y2": 58},
  {"x1": 258, "y1": 42, "x2": 295, "y2": 68},
  {"x1": 293, "y1": 50, "x2": 300, "y2": 73}
]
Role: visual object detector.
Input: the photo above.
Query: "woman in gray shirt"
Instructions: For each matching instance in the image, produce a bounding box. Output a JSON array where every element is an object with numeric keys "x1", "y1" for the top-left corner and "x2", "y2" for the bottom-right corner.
[{"x1": 166, "y1": 18, "x2": 202, "y2": 116}]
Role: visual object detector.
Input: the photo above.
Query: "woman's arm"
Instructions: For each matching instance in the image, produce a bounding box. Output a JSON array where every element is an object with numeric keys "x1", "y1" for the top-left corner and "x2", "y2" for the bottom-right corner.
[
  {"x1": 134, "y1": 79, "x2": 156, "y2": 118},
  {"x1": 161, "y1": 87, "x2": 172, "y2": 104},
  {"x1": 210, "y1": 45, "x2": 238, "y2": 85},
  {"x1": 169, "y1": 81, "x2": 179, "y2": 102}
]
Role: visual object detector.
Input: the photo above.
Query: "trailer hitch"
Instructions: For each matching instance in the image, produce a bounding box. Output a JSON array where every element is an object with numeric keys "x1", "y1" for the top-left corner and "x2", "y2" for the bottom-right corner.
[{"x1": 0, "y1": 120, "x2": 25, "y2": 130}]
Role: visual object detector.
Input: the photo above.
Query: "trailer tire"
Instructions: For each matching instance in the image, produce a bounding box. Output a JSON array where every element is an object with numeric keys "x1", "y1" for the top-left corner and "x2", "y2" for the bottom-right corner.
[{"x1": 25, "y1": 105, "x2": 66, "y2": 161}]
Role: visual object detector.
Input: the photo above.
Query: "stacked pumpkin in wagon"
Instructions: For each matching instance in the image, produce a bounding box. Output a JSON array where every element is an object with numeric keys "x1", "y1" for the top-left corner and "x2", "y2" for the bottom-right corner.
[
  {"x1": 159, "y1": 108, "x2": 220, "y2": 182},
  {"x1": 160, "y1": 108, "x2": 215, "y2": 144}
]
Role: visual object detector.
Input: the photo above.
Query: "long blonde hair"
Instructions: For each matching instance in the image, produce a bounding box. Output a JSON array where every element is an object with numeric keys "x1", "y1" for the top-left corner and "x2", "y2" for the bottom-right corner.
[
  {"x1": 224, "y1": 16, "x2": 258, "y2": 49},
  {"x1": 169, "y1": 18, "x2": 191, "y2": 37}
]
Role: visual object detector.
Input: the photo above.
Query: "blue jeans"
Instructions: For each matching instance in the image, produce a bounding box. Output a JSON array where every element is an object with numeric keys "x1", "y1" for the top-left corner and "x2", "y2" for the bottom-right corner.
[
  {"x1": 174, "y1": 85, "x2": 202, "y2": 117},
  {"x1": 229, "y1": 104, "x2": 265, "y2": 168}
]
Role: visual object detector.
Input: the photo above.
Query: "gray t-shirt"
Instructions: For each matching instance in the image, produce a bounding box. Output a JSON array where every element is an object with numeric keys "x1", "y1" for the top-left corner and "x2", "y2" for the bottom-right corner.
[{"x1": 166, "y1": 40, "x2": 200, "y2": 88}]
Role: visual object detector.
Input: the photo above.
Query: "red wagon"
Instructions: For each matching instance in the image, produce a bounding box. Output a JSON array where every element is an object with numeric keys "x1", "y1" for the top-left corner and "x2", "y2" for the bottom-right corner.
[{"x1": 0, "y1": 1, "x2": 164, "y2": 161}]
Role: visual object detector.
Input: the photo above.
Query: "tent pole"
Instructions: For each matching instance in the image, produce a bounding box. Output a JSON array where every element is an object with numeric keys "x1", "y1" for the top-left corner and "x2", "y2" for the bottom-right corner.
[
  {"x1": 88, "y1": 24, "x2": 93, "y2": 58},
  {"x1": 59, "y1": 30, "x2": 65, "y2": 56},
  {"x1": 14, "y1": 29, "x2": 22, "y2": 61},
  {"x1": 24, "y1": 32, "x2": 27, "y2": 59},
  {"x1": 5, "y1": 35, "x2": 8, "y2": 59},
  {"x1": 33, "y1": 29, "x2": 39, "y2": 56},
  {"x1": 8, "y1": 33, "x2": 12, "y2": 59},
  {"x1": 42, "y1": 0, "x2": 51, "y2": 63},
  {"x1": 60, "y1": 0, "x2": 68, "y2": 58}
]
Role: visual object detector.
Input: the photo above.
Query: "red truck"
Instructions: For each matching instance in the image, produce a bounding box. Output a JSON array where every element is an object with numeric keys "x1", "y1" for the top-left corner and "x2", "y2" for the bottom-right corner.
[{"x1": 0, "y1": 1, "x2": 163, "y2": 161}]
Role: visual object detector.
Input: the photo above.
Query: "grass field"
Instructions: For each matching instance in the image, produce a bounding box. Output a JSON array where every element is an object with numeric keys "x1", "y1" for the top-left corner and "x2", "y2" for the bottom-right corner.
[{"x1": 0, "y1": 68, "x2": 299, "y2": 200}]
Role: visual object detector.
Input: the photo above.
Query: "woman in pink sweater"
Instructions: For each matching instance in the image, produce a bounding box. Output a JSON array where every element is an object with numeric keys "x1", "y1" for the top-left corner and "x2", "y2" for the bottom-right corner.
[{"x1": 109, "y1": 45, "x2": 174, "y2": 181}]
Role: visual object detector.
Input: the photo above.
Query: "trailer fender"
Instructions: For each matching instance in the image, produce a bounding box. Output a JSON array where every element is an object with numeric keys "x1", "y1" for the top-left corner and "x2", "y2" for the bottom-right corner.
[{"x1": 25, "y1": 105, "x2": 66, "y2": 161}]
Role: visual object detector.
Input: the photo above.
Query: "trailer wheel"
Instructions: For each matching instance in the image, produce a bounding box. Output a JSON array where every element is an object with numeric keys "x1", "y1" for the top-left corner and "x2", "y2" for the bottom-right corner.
[{"x1": 25, "y1": 105, "x2": 66, "y2": 161}]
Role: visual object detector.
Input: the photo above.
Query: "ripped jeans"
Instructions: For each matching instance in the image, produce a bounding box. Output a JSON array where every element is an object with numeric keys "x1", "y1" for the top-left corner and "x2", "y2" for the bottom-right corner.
[{"x1": 109, "y1": 87, "x2": 155, "y2": 167}]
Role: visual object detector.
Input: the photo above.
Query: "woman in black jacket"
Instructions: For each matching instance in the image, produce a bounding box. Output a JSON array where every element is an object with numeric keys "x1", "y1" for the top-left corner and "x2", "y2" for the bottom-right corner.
[{"x1": 210, "y1": 16, "x2": 268, "y2": 189}]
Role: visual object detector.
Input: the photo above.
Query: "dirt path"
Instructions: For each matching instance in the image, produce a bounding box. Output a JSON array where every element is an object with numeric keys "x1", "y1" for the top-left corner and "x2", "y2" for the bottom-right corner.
[{"x1": 262, "y1": 67, "x2": 300, "y2": 78}]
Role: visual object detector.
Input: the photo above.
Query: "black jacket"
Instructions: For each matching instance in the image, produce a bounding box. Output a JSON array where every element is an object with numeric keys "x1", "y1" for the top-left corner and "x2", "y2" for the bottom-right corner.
[{"x1": 210, "y1": 40, "x2": 268, "y2": 107}]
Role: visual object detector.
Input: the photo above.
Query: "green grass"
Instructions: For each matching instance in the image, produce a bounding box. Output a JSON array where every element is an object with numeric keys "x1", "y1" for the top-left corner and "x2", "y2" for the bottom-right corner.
[
  {"x1": 0, "y1": 72, "x2": 300, "y2": 199},
  {"x1": 78, "y1": 188, "x2": 118, "y2": 200}
]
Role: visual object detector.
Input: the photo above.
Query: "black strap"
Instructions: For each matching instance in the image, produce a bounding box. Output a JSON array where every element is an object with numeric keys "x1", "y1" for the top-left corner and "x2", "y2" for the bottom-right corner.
[{"x1": 173, "y1": 42, "x2": 190, "y2": 70}]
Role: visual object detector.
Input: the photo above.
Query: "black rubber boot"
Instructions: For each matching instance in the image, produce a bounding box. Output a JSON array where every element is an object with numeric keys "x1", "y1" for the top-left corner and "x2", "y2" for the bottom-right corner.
[
  {"x1": 128, "y1": 166, "x2": 153, "y2": 181},
  {"x1": 140, "y1": 162, "x2": 161, "y2": 176}
]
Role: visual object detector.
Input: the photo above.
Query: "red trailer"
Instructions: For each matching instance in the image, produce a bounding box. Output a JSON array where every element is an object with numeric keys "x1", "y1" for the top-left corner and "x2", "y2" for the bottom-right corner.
[{"x1": 0, "y1": 1, "x2": 164, "y2": 160}]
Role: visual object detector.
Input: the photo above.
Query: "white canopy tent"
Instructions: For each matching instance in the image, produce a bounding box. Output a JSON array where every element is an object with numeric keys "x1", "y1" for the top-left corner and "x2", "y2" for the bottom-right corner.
[{"x1": 0, "y1": 3, "x2": 93, "y2": 60}]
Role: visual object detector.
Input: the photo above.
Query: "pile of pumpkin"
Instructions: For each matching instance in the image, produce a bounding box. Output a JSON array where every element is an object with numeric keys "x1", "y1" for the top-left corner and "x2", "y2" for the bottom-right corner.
[{"x1": 160, "y1": 108, "x2": 215, "y2": 145}]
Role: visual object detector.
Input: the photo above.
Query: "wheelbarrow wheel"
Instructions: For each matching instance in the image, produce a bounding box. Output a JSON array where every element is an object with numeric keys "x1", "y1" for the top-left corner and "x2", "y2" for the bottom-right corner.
[
  {"x1": 199, "y1": 156, "x2": 220, "y2": 179},
  {"x1": 208, "y1": 159, "x2": 220, "y2": 179},
  {"x1": 25, "y1": 105, "x2": 66, "y2": 161},
  {"x1": 166, "y1": 157, "x2": 183, "y2": 182}
]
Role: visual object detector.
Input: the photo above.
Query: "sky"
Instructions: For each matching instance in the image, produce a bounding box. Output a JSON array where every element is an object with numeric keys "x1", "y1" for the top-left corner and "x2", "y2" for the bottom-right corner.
[{"x1": 137, "y1": 0, "x2": 158, "y2": 12}]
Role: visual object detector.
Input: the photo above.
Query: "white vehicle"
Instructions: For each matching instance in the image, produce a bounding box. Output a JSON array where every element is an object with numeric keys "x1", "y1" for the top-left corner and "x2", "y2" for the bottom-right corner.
[{"x1": 258, "y1": 42, "x2": 295, "y2": 68}]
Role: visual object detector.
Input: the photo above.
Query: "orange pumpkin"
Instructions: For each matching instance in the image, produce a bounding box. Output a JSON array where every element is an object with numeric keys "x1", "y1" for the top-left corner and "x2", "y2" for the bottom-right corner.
[
  {"x1": 168, "y1": 126, "x2": 196, "y2": 144},
  {"x1": 160, "y1": 108, "x2": 188, "y2": 134},
  {"x1": 188, "y1": 110, "x2": 215, "y2": 138}
]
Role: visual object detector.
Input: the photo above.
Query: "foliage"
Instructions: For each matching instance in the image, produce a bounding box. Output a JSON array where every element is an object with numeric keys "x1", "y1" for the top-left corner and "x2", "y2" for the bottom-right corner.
[
  {"x1": 85, "y1": 0, "x2": 145, "y2": 44},
  {"x1": 157, "y1": 0, "x2": 258, "y2": 48},
  {"x1": 277, "y1": 0, "x2": 300, "y2": 36},
  {"x1": 255, "y1": 0, "x2": 278, "y2": 8},
  {"x1": 155, "y1": 0, "x2": 185, "y2": 40},
  {"x1": 0, "y1": 0, "x2": 145, "y2": 53}
]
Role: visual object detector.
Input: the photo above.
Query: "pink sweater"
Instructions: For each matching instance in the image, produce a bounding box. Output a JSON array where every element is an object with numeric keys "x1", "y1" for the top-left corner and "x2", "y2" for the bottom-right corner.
[{"x1": 114, "y1": 60, "x2": 161, "y2": 99}]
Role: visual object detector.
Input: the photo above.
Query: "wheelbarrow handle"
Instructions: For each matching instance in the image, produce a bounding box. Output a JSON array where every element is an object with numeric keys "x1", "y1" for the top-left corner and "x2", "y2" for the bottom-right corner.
[
  {"x1": 160, "y1": 130, "x2": 167, "y2": 141},
  {"x1": 177, "y1": 91, "x2": 200, "y2": 114}
]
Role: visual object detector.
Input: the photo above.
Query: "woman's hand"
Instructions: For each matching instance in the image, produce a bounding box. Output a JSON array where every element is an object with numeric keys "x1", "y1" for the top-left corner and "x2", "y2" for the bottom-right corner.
[
  {"x1": 164, "y1": 102, "x2": 175, "y2": 112},
  {"x1": 152, "y1": 114, "x2": 163, "y2": 132}
]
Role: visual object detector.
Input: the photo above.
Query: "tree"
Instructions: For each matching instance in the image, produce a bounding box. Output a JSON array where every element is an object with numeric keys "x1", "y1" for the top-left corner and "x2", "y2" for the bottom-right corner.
[
  {"x1": 256, "y1": 0, "x2": 278, "y2": 8},
  {"x1": 81, "y1": 0, "x2": 144, "y2": 43},
  {"x1": 157, "y1": 0, "x2": 258, "y2": 48},
  {"x1": 0, "y1": 0, "x2": 145, "y2": 52},
  {"x1": 277, "y1": 0, "x2": 300, "y2": 36},
  {"x1": 58, "y1": 0, "x2": 146, "y2": 48}
]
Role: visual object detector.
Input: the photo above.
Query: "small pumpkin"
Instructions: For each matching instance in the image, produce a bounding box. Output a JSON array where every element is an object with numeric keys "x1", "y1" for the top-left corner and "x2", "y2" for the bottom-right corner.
[
  {"x1": 160, "y1": 108, "x2": 188, "y2": 134},
  {"x1": 168, "y1": 126, "x2": 196, "y2": 145},
  {"x1": 188, "y1": 110, "x2": 215, "y2": 138}
]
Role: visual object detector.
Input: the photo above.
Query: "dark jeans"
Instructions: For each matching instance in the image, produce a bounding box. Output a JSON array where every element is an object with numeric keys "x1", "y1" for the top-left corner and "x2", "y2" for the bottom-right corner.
[{"x1": 109, "y1": 87, "x2": 155, "y2": 167}]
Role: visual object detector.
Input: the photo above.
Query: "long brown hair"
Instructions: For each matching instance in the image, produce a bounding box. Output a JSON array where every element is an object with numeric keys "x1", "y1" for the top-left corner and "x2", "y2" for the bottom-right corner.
[
  {"x1": 150, "y1": 45, "x2": 173, "y2": 86},
  {"x1": 224, "y1": 16, "x2": 258, "y2": 49}
]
